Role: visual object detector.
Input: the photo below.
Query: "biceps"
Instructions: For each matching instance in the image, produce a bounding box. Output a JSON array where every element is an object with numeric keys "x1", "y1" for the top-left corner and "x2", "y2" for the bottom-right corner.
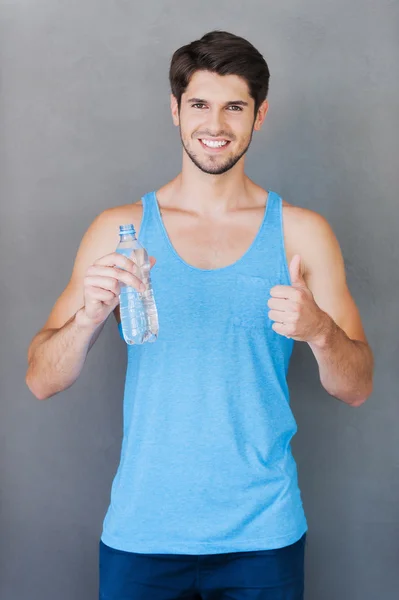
[{"x1": 315, "y1": 285, "x2": 367, "y2": 343}]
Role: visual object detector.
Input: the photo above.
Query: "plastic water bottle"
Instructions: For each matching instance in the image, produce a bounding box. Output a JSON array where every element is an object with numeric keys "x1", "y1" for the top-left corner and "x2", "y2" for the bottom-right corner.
[{"x1": 116, "y1": 224, "x2": 159, "y2": 345}]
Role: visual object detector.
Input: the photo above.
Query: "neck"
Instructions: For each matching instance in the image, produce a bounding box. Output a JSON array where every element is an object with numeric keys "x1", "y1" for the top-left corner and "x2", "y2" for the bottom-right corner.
[{"x1": 170, "y1": 152, "x2": 252, "y2": 216}]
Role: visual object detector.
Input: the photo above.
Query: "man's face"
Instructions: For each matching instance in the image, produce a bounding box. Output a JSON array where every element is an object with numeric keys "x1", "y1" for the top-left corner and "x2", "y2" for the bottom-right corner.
[{"x1": 171, "y1": 70, "x2": 268, "y2": 175}]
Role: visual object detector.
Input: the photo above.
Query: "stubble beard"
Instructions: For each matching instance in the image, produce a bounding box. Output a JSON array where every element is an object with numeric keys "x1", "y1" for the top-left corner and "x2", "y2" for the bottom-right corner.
[{"x1": 180, "y1": 128, "x2": 254, "y2": 176}]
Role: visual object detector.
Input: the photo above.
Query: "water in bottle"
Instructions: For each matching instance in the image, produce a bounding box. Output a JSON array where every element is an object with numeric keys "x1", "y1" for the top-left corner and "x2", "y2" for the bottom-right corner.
[{"x1": 116, "y1": 224, "x2": 159, "y2": 345}]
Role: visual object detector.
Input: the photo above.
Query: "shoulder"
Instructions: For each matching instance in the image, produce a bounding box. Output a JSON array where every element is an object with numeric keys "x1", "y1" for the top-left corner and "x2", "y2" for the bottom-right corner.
[
  {"x1": 71, "y1": 200, "x2": 144, "y2": 270},
  {"x1": 84, "y1": 201, "x2": 143, "y2": 242},
  {"x1": 92, "y1": 200, "x2": 143, "y2": 232},
  {"x1": 282, "y1": 201, "x2": 333, "y2": 236},
  {"x1": 281, "y1": 200, "x2": 342, "y2": 275},
  {"x1": 282, "y1": 201, "x2": 338, "y2": 248}
]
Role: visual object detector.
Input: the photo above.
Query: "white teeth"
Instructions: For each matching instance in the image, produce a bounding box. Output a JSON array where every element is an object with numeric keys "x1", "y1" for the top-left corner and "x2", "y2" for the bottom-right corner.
[{"x1": 201, "y1": 139, "x2": 228, "y2": 148}]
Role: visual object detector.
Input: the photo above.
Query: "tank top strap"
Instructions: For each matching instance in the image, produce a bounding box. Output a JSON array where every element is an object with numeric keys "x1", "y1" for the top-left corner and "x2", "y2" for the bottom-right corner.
[
  {"x1": 264, "y1": 190, "x2": 285, "y2": 248},
  {"x1": 138, "y1": 191, "x2": 158, "y2": 242},
  {"x1": 265, "y1": 189, "x2": 282, "y2": 222},
  {"x1": 246, "y1": 189, "x2": 281, "y2": 251},
  {"x1": 242, "y1": 189, "x2": 290, "y2": 284}
]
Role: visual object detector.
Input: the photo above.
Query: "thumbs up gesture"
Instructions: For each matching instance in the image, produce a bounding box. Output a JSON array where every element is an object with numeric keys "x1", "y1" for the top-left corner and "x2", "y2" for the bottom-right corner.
[{"x1": 268, "y1": 255, "x2": 327, "y2": 341}]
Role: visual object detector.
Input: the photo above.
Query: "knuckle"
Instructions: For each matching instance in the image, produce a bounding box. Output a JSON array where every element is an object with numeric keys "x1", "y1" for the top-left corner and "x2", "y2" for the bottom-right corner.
[
  {"x1": 118, "y1": 271, "x2": 129, "y2": 284},
  {"x1": 119, "y1": 255, "x2": 133, "y2": 269},
  {"x1": 129, "y1": 276, "x2": 140, "y2": 289},
  {"x1": 111, "y1": 279, "x2": 119, "y2": 293}
]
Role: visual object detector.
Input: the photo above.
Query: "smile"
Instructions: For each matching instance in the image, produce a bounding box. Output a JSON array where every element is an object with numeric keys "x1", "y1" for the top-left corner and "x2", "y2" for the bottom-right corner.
[{"x1": 199, "y1": 139, "x2": 230, "y2": 150}]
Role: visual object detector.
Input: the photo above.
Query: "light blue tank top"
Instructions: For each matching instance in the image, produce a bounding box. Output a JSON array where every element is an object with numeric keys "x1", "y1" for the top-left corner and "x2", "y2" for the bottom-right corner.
[{"x1": 101, "y1": 190, "x2": 307, "y2": 554}]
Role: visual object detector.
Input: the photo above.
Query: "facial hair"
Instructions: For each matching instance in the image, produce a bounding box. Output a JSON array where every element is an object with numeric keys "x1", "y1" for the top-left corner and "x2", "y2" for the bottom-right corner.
[{"x1": 180, "y1": 127, "x2": 255, "y2": 175}]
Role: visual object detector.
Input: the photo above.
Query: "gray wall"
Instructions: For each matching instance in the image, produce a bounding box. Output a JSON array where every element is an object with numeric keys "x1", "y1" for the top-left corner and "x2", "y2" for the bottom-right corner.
[{"x1": 1, "y1": 1, "x2": 398, "y2": 599}]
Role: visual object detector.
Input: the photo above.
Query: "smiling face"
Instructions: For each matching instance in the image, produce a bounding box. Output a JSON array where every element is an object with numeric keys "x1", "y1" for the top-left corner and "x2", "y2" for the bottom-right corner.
[{"x1": 171, "y1": 70, "x2": 268, "y2": 175}]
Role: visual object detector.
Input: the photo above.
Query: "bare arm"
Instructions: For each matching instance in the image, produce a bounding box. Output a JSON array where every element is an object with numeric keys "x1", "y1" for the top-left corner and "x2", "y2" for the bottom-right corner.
[
  {"x1": 303, "y1": 215, "x2": 373, "y2": 405},
  {"x1": 26, "y1": 310, "x2": 105, "y2": 400},
  {"x1": 26, "y1": 206, "x2": 144, "y2": 400},
  {"x1": 308, "y1": 316, "x2": 373, "y2": 406},
  {"x1": 270, "y1": 208, "x2": 373, "y2": 407}
]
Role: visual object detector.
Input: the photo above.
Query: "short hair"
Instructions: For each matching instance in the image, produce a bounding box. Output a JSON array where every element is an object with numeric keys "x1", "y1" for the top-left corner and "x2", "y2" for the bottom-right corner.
[{"x1": 169, "y1": 31, "x2": 270, "y2": 114}]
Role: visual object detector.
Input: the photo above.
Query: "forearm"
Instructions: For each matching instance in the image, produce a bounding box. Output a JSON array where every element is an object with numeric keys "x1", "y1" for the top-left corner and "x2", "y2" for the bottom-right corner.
[
  {"x1": 26, "y1": 308, "x2": 105, "y2": 400},
  {"x1": 309, "y1": 315, "x2": 374, "y2": 406}
]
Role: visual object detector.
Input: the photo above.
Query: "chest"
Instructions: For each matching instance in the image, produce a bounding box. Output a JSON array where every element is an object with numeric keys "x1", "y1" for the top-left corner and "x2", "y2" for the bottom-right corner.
[{"x1": 159, "y1": 208, "x2": 266, "y2": 270}]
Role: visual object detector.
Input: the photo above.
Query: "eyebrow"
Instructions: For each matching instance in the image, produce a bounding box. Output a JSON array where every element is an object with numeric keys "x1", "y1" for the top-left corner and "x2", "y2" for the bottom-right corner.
[{"x1": 187, "y1": 98, "x2": 249, "y2": 107}]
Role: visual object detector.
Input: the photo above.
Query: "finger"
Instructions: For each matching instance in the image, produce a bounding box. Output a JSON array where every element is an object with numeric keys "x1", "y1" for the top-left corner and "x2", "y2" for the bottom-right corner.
[
  {"x1": 86, "y1": 267, "x2": 144, "y2": 291},
  {"x1": 85, "y1": 272, "x2": 143, "y2": 293},
  {"x1": 94, "y1": 252, "x2": 136, "y2": 272},
  {"x1": 86, "y1": 287, "x2": 118, "y2": 303},
  {"x1": 267, "y1": 297, "x2": 298, "y2": 311},
  {"x1": 268, "y1": 310, "x2": 285, "y2": 323},
  {"x1": 272, "y1": 322, "x2": 295, "y2": 337},
  {"x1": 289, "y1": 255, "x2": 306, "y2": 288},
  {"x1": 84, "y1": 276, "x2": 121, "y2": 296},
  {"x1": 268, "y1": 310, "x2": 299, "y2": 324},
  {"x1": 270, "y1": 285, "x2": 301, "y2": 300},
  {"x1": 149, "y1": 256, "x2": 156, "y2": 268},
  {"x1": 87, "y1": 265, "x2": 136, "y2": 280}
]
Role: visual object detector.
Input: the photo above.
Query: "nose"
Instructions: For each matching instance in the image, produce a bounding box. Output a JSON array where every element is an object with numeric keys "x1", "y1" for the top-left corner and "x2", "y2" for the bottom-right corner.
[{"x1": 206, "y1": 107, "x2": 227, "y2": 136}]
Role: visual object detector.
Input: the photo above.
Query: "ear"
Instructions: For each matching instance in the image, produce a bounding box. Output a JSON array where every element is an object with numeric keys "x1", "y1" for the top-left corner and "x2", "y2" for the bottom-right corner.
[
  {"x1": 253, "y1": 100, "x2": 269, "y2": 131},
  {"x1": 171, "y1": 94, "x2": 180, "y2": 127}
]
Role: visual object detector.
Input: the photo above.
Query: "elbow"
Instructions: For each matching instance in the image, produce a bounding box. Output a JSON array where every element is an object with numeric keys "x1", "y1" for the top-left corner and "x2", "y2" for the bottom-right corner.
[
  {"x1": 25, "y1": 369, "x2": 52, "y2": 400},
  {"x1": 342, "y1": 380, "x2": 374, "y2": 408},
  {"x1": 348, "y1": 383, "x2": 373, "y2": 408},
  {"x1": 323, "y1": 378, "x2": 373, "y2": 408},
  {"x1": 352, "y1": 374, "x2": 374, "y2": 407},
  {"x1": 348, "y1": 396, "x2": 368, "y2": 408},
  {"x1": 350, "y1": 351, "x2": 375, "y2": 407}
]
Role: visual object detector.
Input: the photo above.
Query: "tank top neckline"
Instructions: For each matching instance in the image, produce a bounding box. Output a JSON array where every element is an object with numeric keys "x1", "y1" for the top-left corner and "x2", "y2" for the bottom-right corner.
[{"x1": 145, "y1": 189, "x2": 274, "y2": 274}]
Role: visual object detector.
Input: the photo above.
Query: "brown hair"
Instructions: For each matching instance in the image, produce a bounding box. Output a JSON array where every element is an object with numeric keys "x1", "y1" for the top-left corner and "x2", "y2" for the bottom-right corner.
[{"x1": 169, "y1": 31, "x2": 270, "y2": 114}]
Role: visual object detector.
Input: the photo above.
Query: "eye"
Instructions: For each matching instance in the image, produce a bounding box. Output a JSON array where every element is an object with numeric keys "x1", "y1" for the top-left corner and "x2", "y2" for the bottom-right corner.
[
  {"x1": 227, "y1": 105, "x2": 243, "y2": 112},
  {"x1": 192, "y1": 103, "x2": 207, "y2": 109}
]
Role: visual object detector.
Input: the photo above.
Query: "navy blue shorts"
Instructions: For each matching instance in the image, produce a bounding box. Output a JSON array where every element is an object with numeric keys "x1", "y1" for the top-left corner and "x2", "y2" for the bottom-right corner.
[{"x1": 99, "y1": 534, "x2": 306, "y2": 599}]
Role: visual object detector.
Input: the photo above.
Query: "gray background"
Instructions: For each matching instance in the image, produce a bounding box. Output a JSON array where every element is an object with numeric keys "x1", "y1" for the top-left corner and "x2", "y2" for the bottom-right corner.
[{"x1": 1, "y1": 1, "x2": 398, "y2": 599}]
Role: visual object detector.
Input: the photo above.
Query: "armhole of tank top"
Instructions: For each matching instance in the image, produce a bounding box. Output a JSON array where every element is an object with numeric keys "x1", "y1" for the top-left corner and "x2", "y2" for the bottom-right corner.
[{"x1": 277, "y1": 195, "x2": 292, "y2": 285}]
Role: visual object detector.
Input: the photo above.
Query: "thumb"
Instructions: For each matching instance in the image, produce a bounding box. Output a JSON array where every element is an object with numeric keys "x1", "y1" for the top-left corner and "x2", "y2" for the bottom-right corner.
[{"x1": 289, "y1": 255, "x2": 306, "y2": 288}]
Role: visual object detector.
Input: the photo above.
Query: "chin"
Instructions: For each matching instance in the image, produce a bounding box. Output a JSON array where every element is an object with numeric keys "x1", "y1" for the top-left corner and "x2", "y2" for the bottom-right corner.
[{"x1": 196, "y1": 160, "x2": 236, "y2": 176}]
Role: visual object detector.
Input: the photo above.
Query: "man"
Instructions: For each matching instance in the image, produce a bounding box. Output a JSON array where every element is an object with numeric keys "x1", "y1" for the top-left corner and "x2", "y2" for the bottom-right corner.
[{"x1": 26, "y1": 31, "x2": 373, "y2": 600}]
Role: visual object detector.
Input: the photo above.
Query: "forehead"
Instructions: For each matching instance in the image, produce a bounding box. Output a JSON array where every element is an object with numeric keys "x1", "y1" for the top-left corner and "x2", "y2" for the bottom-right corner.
[{"x1": 183, "y1": 70, "x2": 252, "y2": 103}]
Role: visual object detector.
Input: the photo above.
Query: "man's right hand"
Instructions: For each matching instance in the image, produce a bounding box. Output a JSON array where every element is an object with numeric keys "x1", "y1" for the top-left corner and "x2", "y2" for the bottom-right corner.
[
  {"x1": 79, "y1": 252, "x2": 156, "y2": 327},
  {"x1": 26, "y1": 204, "x2": 152, "y2": 399}
]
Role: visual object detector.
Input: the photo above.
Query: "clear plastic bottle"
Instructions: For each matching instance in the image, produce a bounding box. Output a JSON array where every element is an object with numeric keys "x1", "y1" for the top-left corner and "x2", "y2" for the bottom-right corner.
[{"x1": 116, "y1": 224, "x2": 159, "y2": 345}]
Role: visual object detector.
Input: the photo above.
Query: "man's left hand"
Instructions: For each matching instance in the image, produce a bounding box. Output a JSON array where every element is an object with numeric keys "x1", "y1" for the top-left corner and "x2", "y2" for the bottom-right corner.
[{"x1": 268, "y1": 255, "x2": 329, "y2": 342}]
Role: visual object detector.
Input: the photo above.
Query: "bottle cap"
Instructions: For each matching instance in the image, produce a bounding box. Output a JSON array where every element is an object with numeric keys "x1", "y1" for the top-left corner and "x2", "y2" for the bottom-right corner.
[{"x1": 119, "y1": 224, "x2": 136, "y2": 235}]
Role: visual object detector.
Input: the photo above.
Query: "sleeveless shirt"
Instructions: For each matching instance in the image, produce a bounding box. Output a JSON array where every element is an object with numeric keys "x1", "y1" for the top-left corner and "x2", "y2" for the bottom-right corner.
[{"x1": 101, "y1": 190, "x2": 308, "y2": 554}]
